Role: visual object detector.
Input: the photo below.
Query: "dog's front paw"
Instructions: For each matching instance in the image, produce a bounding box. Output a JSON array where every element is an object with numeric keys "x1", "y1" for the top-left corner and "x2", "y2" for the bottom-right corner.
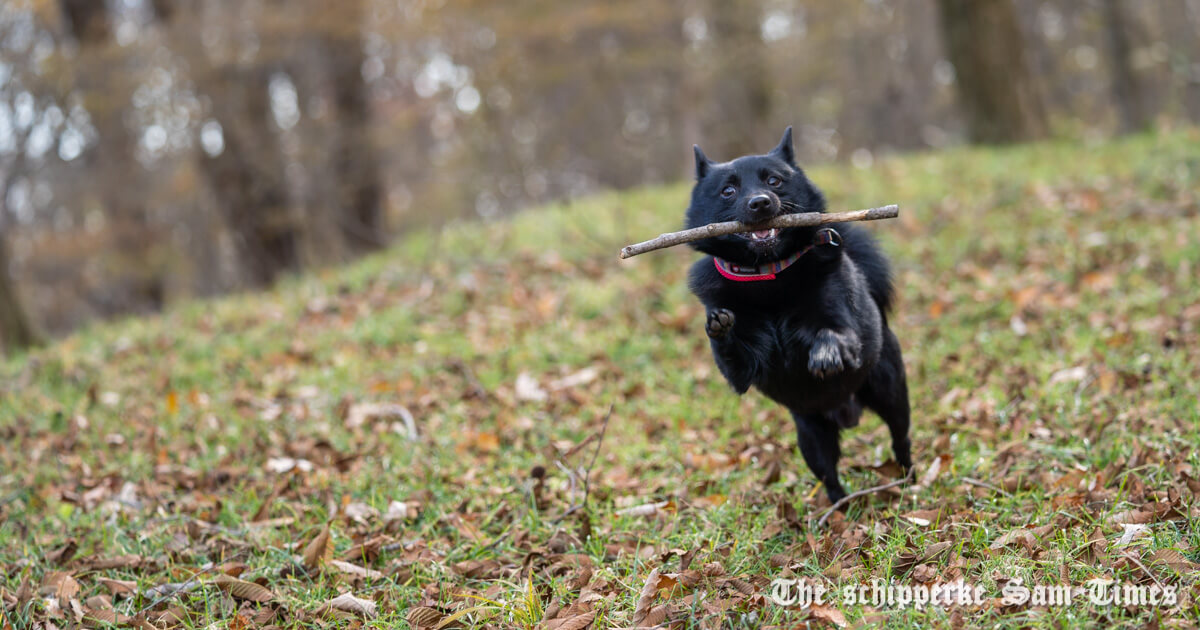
[
  {"x1": 706, "y1": 308, "x2": 735, "y2": 339},
  {"x1": 808, "y1": 330, "x2": 861, "y2": 379}
]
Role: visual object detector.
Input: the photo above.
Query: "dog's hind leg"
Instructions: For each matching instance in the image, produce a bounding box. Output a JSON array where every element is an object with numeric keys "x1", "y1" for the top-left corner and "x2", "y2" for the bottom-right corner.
[
  {"x1": 859, "y1": 327, "x2": 913, "y2": 470},
  {"x1": 792, "y1": 412, "x2": 846, "y2": 504}
]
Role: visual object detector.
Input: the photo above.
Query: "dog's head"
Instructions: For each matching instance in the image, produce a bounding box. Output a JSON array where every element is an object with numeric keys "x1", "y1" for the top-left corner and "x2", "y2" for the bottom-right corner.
[{"x1": 684, "y1": 127, "x2": 826, "y2": 265}]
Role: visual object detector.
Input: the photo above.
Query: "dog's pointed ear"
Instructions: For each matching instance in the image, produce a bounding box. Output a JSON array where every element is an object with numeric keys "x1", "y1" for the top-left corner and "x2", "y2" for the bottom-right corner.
[
  {"x1": 693, "y1": 145, "x2": 712, "y2": 179},
  {"x1": 769, "y1": 126, "x2": 795, "y2": 165}
]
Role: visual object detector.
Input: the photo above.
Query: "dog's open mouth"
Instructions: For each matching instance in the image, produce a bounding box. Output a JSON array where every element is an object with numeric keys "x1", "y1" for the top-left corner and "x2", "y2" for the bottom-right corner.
[{"x1": 740, "y1": 228, "x2": 778, "y2": 241}]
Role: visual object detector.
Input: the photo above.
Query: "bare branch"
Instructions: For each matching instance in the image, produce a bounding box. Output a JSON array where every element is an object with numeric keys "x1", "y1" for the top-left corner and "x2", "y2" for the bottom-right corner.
[
  {"x1": 815, "y1": 466, "x2": 915, "y2": 528},
  {"x1": 618, "y1": 205, "x2": 899, "y2": 259}
]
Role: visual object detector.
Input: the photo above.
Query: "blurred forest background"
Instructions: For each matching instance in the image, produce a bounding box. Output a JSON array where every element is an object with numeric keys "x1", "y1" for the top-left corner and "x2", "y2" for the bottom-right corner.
[{"x1": 1, "y1": 0, "x2": 1198, "y2": 352}]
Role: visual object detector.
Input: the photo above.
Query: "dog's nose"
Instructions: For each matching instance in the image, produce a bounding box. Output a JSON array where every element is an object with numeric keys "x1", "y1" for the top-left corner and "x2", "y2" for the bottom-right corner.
[{"x1": 747, "y1": 194, "x2": 773, "y2": 215}]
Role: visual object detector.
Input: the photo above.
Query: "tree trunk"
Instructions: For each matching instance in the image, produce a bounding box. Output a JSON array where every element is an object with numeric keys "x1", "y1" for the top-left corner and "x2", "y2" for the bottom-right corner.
[
  {"x1": 59, "y1": 0, "x2": 166, "y2": 312},
  {"x1": 150, "y1": 0, "x2": 302, "y2": 288},
  {"x1": 934, "y1": 0, "x2": 1050, "y2": 144},
  {"x1": 1158, "y1": 0, "x2": 1200, "y2": 124},
  {"x1": 0, "y1": 235, "x2": 38, "y2": 354},
  {"x1": 200, "y1": 66, "x2": 302, "y2": 288},
  {"x1": 703, "y1": 0, "x2": 773, "y2": 158},
  {"x1": 321, "y1": 0, "x2": 386, "y2": 251},
  {"x1": 1102, "y1": 0, "x2": 1153, "y2": 133}
]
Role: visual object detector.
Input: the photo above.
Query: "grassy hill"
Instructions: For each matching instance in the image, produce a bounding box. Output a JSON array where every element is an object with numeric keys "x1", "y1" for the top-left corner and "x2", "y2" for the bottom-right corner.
[{"x1": 3, "y1": 131, "x2": 1199, "y2": 628}]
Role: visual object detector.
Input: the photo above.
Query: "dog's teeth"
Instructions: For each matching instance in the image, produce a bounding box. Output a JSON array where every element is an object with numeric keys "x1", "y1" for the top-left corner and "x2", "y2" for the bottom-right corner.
[{"x1": 747, "y1": 228, "x2": 777, "y2": 240}]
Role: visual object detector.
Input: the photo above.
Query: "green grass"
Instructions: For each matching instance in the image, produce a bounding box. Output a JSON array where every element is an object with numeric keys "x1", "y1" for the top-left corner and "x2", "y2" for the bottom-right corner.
[{"x1": 2, "y1": 131, "x2": 1199, "y2": 628}]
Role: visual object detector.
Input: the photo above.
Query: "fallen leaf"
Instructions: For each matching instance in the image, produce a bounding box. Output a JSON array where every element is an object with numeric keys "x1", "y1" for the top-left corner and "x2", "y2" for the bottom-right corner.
[
  {"x1": 212, "y1": 575, "x2": 275, "y2": 603},
  {"x1": 265, "y1": 457, "x2": 314, "y2": 474},
  {"x1": 548, "y1": 609, "x2": 596, "y2": 630},
  {"x1": 631, "y1": 568, "x2": 660, "y2": 625},
  {"x1": 515, "y1": 372, "x2": 548, "y2": 402},
  {"x1": 39, "y1": 572, "x2": 79, "y2": 602},
  {"x1": 808, "y1": 603, "x2": 848, "y2": 628},
  {"x1": 327, "y1": 560, "x2": 383, "y2": 579},
  {"x1": 1049, "y1": 366, "x2": 1088, "y2": 385},
  {"x1": 1117, "y1": 524, "x2": 1150, "y2": 546},
  {"x1": 548, "y1": 367, "x2": 600, "y2": 391},
  {"x1": 989, "y1": 528, "x2": 1036, "y2": 551},
  {"x1": 1107, "y1": 508, "x2": 1155, "y2": 525},
  {"x1": 384, "y1": 500, "x2": 411, "y2": 522},
  {"x1": 323, "y1": 592, "x2": 378, "y2": 619},
  {"x1": 1149, "y1": 549, "x2": 1198, "y2": 573},
  {"x1": 615, "y1": 500, "x2": 675, "y2": 518},
  {"x1": 302, "y1": 523, "x2": 332, "y2": 570},
  {"x1": 919, "y1": 453, "x2": 952, "y2": 487},
  {"x1": 406, "y1": 606, "x2": 446, "y2": 628},
  {"x1": 98, "y1": 578, "x2": 138, "y2": 597}
]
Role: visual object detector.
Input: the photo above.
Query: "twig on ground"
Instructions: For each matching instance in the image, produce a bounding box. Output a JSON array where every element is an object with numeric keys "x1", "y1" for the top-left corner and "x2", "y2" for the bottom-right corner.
[
  {"x1": 449, "y1": 359, "x2": 488, "y2": 399},
  {"x1": 550, "y1": 404, "x2": 613, "y2": 525},
  {"x1": 131, "y1": 552, "x2": 243, "y2": 617},
  {"x1": 618, "y1": 205, "x2": 899, "y2": 259},
  {"x1": 1122, "y1": 552, "x2": 1165, "y2": 589},
  {"x1": 815, "y1": 466, "x2": 915, "y2": 528}
]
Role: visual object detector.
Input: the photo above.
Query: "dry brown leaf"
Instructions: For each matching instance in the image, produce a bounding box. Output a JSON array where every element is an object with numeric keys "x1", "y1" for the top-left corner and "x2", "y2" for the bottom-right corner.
[
  {"x1": 83, "y1": 608, "x2": 132, "y2": 625},
  {"x1": 302, "y1": 523, "x2": 332, "y2": 570},
  {"x1": 989, "y1": 528, "x2": 1036, "y2": 551},
  {"x1": 39, "y1": 572, "x2": 80, "y2": 602},
  {"x1": 912, "y1": 564, "x2": 938, "y2": 583},
  {"x1": 98, "y1": 578, "x2": 138, "y2": 597},
  {"x1": 631, "y1": 568, "x2": 660, "y2": 625},
  {"x1": 451, "y1": 559, "x2": 503, "y2": 579},
  {"x1": 548, "y1": 610, "x2": 596, "y2": 630},
  {"x1": 894, "y1": 540, "x2": 954, "y2": 575},
  {"x1": 615, "y1": 500, "x2": 675, "y2": 518},
  {"x1": 809, "y1": 603, "x2": 848, "y2": 628},
  {"x1": 1082, "y1": 526, "x2": 1107, "y2": 564},
  {"x1": 212, "y1": 574, "x2": 275, "y2": 602},
  {"x1": 46, "y1": 540, "x2": 78, "y2": 565},
  {"x1": 406, "y1": 606, "x2": 446, "y2": 628},
  {"x1": 325, "y1": 592, "x2": 378, "y2": 619},
  {"x1": 327, "y1": 559, "x2": 383, "y2": 579},
  {"x1": 900, "y1": 509, "x2": 943, "y2": 528},
  {"x1": 1149, "y1": 548, "x2": 1199, "y2": 573},
  {"x1": 1107, "y1": 509, "x2": 1155, "y2": 525},
  {"x1": 919, "y1": 453, "x2": 952, "y2": 487},
  {"x1": 693, "y1": 494, "x2": 727, "y2": 508}
]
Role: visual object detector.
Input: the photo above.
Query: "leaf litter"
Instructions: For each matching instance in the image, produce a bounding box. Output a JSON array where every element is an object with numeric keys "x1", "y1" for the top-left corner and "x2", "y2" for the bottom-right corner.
[{"x1": 2, "y1": 134, "x2": 1200, "y2": 627}]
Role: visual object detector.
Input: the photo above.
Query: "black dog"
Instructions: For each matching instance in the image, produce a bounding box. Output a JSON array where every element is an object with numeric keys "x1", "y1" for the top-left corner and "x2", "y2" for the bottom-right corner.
[{"x1": 685, "y1": 127, "x2": 912, "y2": 504}]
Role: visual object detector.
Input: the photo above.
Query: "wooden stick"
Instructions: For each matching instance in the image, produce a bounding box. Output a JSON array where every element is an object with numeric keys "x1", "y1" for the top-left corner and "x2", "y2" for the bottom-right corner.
[
  {"x1": 815, "y1": 466, "x2": 914, "y2": 528},
  {"x1": 618, "y1": 204, "x2": 899, "y2": 259}
]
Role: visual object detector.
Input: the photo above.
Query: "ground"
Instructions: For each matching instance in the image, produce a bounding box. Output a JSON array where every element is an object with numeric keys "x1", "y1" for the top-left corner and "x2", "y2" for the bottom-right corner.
[{"x1": 2, "y1": 131, "x2": 1199, "y2": 629}]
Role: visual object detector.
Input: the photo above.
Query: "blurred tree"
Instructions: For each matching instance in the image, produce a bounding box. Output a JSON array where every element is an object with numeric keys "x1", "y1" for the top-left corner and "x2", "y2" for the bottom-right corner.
[
  {"x1": 320, "y1": 0, "x2": 386, "y2": 251},
  {"x1": 935, "y1": 0, "x2": 1049, "y2": 143},
  {"x1": 59, "y1": 0, "x2": 166, "y2": 311},
  {"x1": 0, "y1": 233, "x2": 38, "y2": 354},
  {"x1": 1101, "y1": 0, "x2": 1153, "y2": 133},
  {"x1": 702, "y1": 0, "x2": 772, "y2": 158},
  {"x1": 153, "y1": 0, "x2": 302, "y2": 287},
  {"x1": 1158, "y1": 0, "x2": 1200, "y2": 123},
  {"x1": 200, "y1": 65, "x2": 300, "y2": 286}
]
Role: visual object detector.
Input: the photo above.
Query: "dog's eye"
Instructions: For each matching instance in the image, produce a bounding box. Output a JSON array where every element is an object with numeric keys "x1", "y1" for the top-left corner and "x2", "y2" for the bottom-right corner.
[
  {"x1": 767, "y1": 175, "x2": 782, "y2": 188},
  {"x1": 720, "y1": 185, "x2": 737, "y2": 198}
]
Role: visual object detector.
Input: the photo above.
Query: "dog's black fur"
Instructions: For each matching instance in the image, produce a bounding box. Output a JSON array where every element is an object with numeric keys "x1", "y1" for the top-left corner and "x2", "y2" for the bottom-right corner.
[{"x1": 685, "y1": 127, "x2": 912, "y2": 504}]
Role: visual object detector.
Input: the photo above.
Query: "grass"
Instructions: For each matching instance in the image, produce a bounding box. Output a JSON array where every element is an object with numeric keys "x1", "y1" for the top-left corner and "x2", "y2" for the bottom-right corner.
[{"x1": 2, "y1": 130, "x2": 1199, "y2": 628}]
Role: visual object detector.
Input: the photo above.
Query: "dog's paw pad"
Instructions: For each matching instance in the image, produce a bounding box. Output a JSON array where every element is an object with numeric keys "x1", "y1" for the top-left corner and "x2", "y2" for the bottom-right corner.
[
  {"x1": 706, "y1": 309, "x2": 735, "y2": 338},
  {"x1": 808, "y1": 342, "x2": 844, "y2": 379}
]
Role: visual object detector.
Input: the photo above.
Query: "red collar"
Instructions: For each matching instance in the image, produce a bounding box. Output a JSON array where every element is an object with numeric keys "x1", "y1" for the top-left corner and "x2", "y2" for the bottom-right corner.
[{"x1": 712, "y1": 228, "x2": 841, "y2": 282}]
